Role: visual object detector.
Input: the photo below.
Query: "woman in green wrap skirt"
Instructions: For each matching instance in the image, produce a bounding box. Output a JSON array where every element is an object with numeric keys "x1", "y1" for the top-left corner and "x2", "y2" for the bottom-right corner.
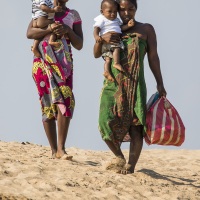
[{"x1": 93, "y1": 0, "x2": 167, "y2": 174}]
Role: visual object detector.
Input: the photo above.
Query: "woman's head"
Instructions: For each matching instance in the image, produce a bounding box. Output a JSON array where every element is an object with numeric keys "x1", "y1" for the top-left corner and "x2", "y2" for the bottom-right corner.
[
  {"x1": 117, "y1": 0, "x2": 137, "y2": 24},
  {"x1": 57, "y1": 0, "x2": 69, "y2": 5},
  {"x1": 116, "y1": 0, "x2": 137, "y2": 9},
  {"x1": 100, "y1": 0, "x2": 118, "y2": 21}
]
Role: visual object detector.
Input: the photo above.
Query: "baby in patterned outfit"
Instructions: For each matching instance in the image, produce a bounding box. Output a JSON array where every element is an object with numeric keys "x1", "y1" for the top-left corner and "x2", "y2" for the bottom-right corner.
[
  {"x1": 31, "y1": 0, "x2": 62, "y2": 57},
  {"x1": 93, "y1": 0, "x2": 134, "y2": 82}
]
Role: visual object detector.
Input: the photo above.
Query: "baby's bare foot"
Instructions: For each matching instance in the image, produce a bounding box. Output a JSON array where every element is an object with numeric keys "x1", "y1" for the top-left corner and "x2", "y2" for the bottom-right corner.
[
  {"x1": 49, "y1": 41, "x2": 61, "y2": 48},
  {"x1": 32, "y1": 48, "x2": 41, "y2": 58},
  {"x1": 113, "y1": 63, "x2": 124, "y2": 72},
  {"x1": 103, "y1": 71, "x2": 114, "y2": 82}
]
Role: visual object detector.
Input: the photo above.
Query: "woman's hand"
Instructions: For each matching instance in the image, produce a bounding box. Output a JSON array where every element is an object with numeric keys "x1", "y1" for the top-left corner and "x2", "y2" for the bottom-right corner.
[
  {"x1": 157, "y1": 84, "x2": 167, "y2": 97},
  {"x1": 101, "y1": 32, "x2": 120, "y2": 45},
  {"x1": 51, "y1": 22, "x2": 70, "y2": 37},
  {"x1": 50, "y1": 22, "x2": 83, "y2": 50}
]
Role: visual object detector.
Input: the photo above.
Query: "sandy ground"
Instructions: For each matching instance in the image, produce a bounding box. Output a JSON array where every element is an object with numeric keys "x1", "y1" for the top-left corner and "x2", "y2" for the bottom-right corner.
[{"x1": 0, "y1": 141, "x2": 199, "y2": 200}]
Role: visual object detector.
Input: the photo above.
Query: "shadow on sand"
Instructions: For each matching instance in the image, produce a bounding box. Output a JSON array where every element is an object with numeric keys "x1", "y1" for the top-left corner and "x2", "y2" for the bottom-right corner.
[
  {"x1": 71, "y1": 159, "x2": 101, "y2": 167},
  {"x1": 138, "y1": 168, "x2": 200, "y2": 189}
]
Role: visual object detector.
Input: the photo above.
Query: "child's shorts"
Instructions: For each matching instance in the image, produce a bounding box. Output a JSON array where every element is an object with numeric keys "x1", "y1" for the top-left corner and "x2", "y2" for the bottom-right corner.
[{"x1": 102, "y1": 41, "x2": 124, "y2": 59}]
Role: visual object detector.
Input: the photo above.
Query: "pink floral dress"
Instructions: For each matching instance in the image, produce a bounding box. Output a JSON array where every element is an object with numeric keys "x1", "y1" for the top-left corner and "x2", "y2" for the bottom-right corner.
[{"x1": 32, "y1": 8, "x2": 82, "y2": 121}]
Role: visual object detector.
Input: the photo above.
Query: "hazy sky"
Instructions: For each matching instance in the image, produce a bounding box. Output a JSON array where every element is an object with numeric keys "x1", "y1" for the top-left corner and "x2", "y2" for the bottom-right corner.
[{"x1": 1, "y1": 0, "x2": 199, "y2": 150}]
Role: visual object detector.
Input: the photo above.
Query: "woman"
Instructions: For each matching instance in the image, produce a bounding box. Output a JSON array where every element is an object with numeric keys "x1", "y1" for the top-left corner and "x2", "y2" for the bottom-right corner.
[
  {"x1": 26, "y1": 0, "x2": 83, "y2": 159},
  {"x1": 93, "y1": 0, "x2": 166, "y2": 174}
]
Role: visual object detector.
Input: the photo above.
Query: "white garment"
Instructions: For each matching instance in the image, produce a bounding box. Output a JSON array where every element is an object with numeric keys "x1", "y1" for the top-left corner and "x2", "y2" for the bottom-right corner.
[
  {"x1": 93, "y1": 14, "x2": 122, "y2": 35},
  {"x1": 32, "y1": 0, "x2": 54, "y2": 20}
]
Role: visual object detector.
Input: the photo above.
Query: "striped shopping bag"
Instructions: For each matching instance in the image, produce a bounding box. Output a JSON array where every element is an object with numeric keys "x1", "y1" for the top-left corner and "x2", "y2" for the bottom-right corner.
[{"x1": 145, "y1": 95, "x2": 185, "y2": 146}]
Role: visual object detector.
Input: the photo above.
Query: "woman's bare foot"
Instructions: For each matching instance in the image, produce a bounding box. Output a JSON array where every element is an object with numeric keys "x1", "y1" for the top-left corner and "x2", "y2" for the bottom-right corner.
[
  {"x1": 113, "y1": 63, "x2": 124, "y2": 72},
  {"x1": 32, "y1": 47, "x2": 41, "y2": 58},
  {"x1": 51, "y1": 149, "x2": 57, "y2": 159},
  {"x1": 120, "y1": 164, "x2": 134, "y2": 175},
  {"x1": 103, "y1": 71, "x2": 114, "y2": 82},
  {"x1": 51, "y1": 153, "x2": 57, "y2": 159},
  {"x1": 105, "y1": 156, "x2": 126, "y2": 172},
  {"x1": 56, "y1": 150, "x2": 73, "y2": 160}
]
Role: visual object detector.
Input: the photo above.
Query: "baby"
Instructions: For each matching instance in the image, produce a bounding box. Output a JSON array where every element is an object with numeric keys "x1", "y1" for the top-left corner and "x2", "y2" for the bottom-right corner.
[
  {"x1": 31, "y1": 0, "x2": 62, "y2": 57},
  {"x1": 93, "y1": 0, "x2": 134, "y2": 81}
]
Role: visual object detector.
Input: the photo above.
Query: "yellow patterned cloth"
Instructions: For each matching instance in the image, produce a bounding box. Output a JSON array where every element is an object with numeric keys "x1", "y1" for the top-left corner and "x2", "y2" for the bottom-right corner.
[{"x1": 32, "y1": 38, "x2": 74, "y2": 121}]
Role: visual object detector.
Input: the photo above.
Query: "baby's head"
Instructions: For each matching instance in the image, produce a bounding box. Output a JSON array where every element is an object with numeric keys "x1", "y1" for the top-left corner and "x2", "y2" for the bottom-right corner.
[{"x1": 100, "y1": 0, "x2": 118, "y2": 21}]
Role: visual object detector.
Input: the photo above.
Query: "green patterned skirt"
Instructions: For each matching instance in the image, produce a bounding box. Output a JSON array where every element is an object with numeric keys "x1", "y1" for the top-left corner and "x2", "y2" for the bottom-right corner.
[{"x1": 99, "y1": 34, "x2": 147, "y2": 147}]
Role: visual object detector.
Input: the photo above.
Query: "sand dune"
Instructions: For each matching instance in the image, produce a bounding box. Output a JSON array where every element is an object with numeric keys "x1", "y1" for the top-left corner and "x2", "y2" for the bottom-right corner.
[{"x1": 0, "y1": 141, "x2": 199, "y2": 200}]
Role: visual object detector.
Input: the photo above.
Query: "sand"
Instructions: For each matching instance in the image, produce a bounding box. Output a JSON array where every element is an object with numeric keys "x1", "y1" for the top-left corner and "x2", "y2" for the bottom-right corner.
[{"x1": 0, "y1": 141, "x2": 199, "y2": 200}]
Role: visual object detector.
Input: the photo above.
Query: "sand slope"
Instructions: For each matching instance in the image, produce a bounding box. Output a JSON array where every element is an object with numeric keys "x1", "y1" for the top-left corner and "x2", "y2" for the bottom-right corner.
[{"x1": 0, "y1": 141, "x2": 199, "y2": 200}]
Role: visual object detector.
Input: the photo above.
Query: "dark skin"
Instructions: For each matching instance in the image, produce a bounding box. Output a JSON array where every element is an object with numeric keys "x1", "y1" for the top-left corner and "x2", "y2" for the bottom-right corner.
[
  {"x1": 26, "y1": 0, "x2": 83, "y2": 158},
  {"x1": 94, "y1": 0, "x2": 166, "y2": 174}
]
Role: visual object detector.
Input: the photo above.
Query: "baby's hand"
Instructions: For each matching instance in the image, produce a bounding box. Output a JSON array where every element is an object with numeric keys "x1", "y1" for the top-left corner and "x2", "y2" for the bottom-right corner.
[
  {"x1": 50, "y1": 22, "x2": 57, "y2": 29},
  {"x1": 54, "y1": 6, "x2": 62, "y2": 12},
  {"x1": 128, "y1": 19, "x2": 135, "y2": 27},
  {"x1": 95, "y1": 36, "x2": 103, "y2": 43}
]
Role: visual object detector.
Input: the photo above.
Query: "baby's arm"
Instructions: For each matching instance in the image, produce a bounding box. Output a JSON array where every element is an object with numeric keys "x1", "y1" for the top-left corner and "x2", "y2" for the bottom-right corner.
[
  {"x1": 121, "y1": 19, "x2": 135, "y2": 31},
  {"x1": 40, "y1": 4, "x2": 62, "y2": 13},
  {"x1": 93, "y1": 27, "x2": 103, "y2": 43},
  {"x1": 53, "y1": 0, "x2": 58, "y2": 7}
]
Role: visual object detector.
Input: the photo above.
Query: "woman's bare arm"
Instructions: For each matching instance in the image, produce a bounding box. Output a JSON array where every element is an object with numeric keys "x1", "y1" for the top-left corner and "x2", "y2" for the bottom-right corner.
[
  {"x1": 26, "y1": 20, "x2": 52, "y2": 39},
  {"x1": 53, "y1": 23, "x2": 83, "y2": 50},
  {"x1": 53, "y1": 0, "x2": 57, "y2": 7},
  {"x1": 146, "y1": 24, "x2": 167, "y2": 96},
  {"x1": 68, "y1": 23, "x2": 83, "y2": 50},
  {"x1": 27, "y1": 20, "x2": 83, "y2": 50}
]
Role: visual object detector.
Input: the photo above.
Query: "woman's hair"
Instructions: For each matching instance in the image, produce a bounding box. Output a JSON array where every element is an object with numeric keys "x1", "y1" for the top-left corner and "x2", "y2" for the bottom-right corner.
[{"x1": 116, "y1": 0, "x2": 137, "y2": 10}]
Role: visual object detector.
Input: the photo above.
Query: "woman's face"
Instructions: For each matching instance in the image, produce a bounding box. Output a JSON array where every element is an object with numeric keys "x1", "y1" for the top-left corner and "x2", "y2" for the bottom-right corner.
[{"x1": 119, "y1": 0, "x2": 136, "y2": 24}]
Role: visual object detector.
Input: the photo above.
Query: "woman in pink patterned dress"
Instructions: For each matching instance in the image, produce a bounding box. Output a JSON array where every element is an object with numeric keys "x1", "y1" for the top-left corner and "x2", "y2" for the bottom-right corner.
[{"x1": 26, "y1": 0, "x2": 83, "y2": 159}]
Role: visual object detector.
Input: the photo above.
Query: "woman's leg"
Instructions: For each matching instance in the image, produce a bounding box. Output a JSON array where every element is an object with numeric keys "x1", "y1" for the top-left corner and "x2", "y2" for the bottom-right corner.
[
  {"x1": 56, "y1": 107, "x2": 72, "y2": 159},
  {"x1": 43, "y1": 119, "x2": 57, "y2": 156},
  {"x1": 105, "y1": 140, "x2": 124, "y2": 159},
  {"x1": 127, "y1": 125, "x2": 143, "y2": 173},
  {"x1": 104, "y1": 140, "x2": 126, "y2": 171}
]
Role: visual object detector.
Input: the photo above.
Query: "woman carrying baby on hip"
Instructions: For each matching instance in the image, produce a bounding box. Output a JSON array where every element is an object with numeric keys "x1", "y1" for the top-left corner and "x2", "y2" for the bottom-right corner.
[
  {"x1": 93, "y1": 0, "x2": 134, "y2": 82},
  {"x1": 27, "y1": 0, "x2": 83, "y2": 159}
]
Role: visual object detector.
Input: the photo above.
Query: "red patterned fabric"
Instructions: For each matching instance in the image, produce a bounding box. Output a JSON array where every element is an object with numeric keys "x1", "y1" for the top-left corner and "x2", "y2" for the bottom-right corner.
[{"x1": 32, "y1": 38, "x2": 74, "y2": 121}]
